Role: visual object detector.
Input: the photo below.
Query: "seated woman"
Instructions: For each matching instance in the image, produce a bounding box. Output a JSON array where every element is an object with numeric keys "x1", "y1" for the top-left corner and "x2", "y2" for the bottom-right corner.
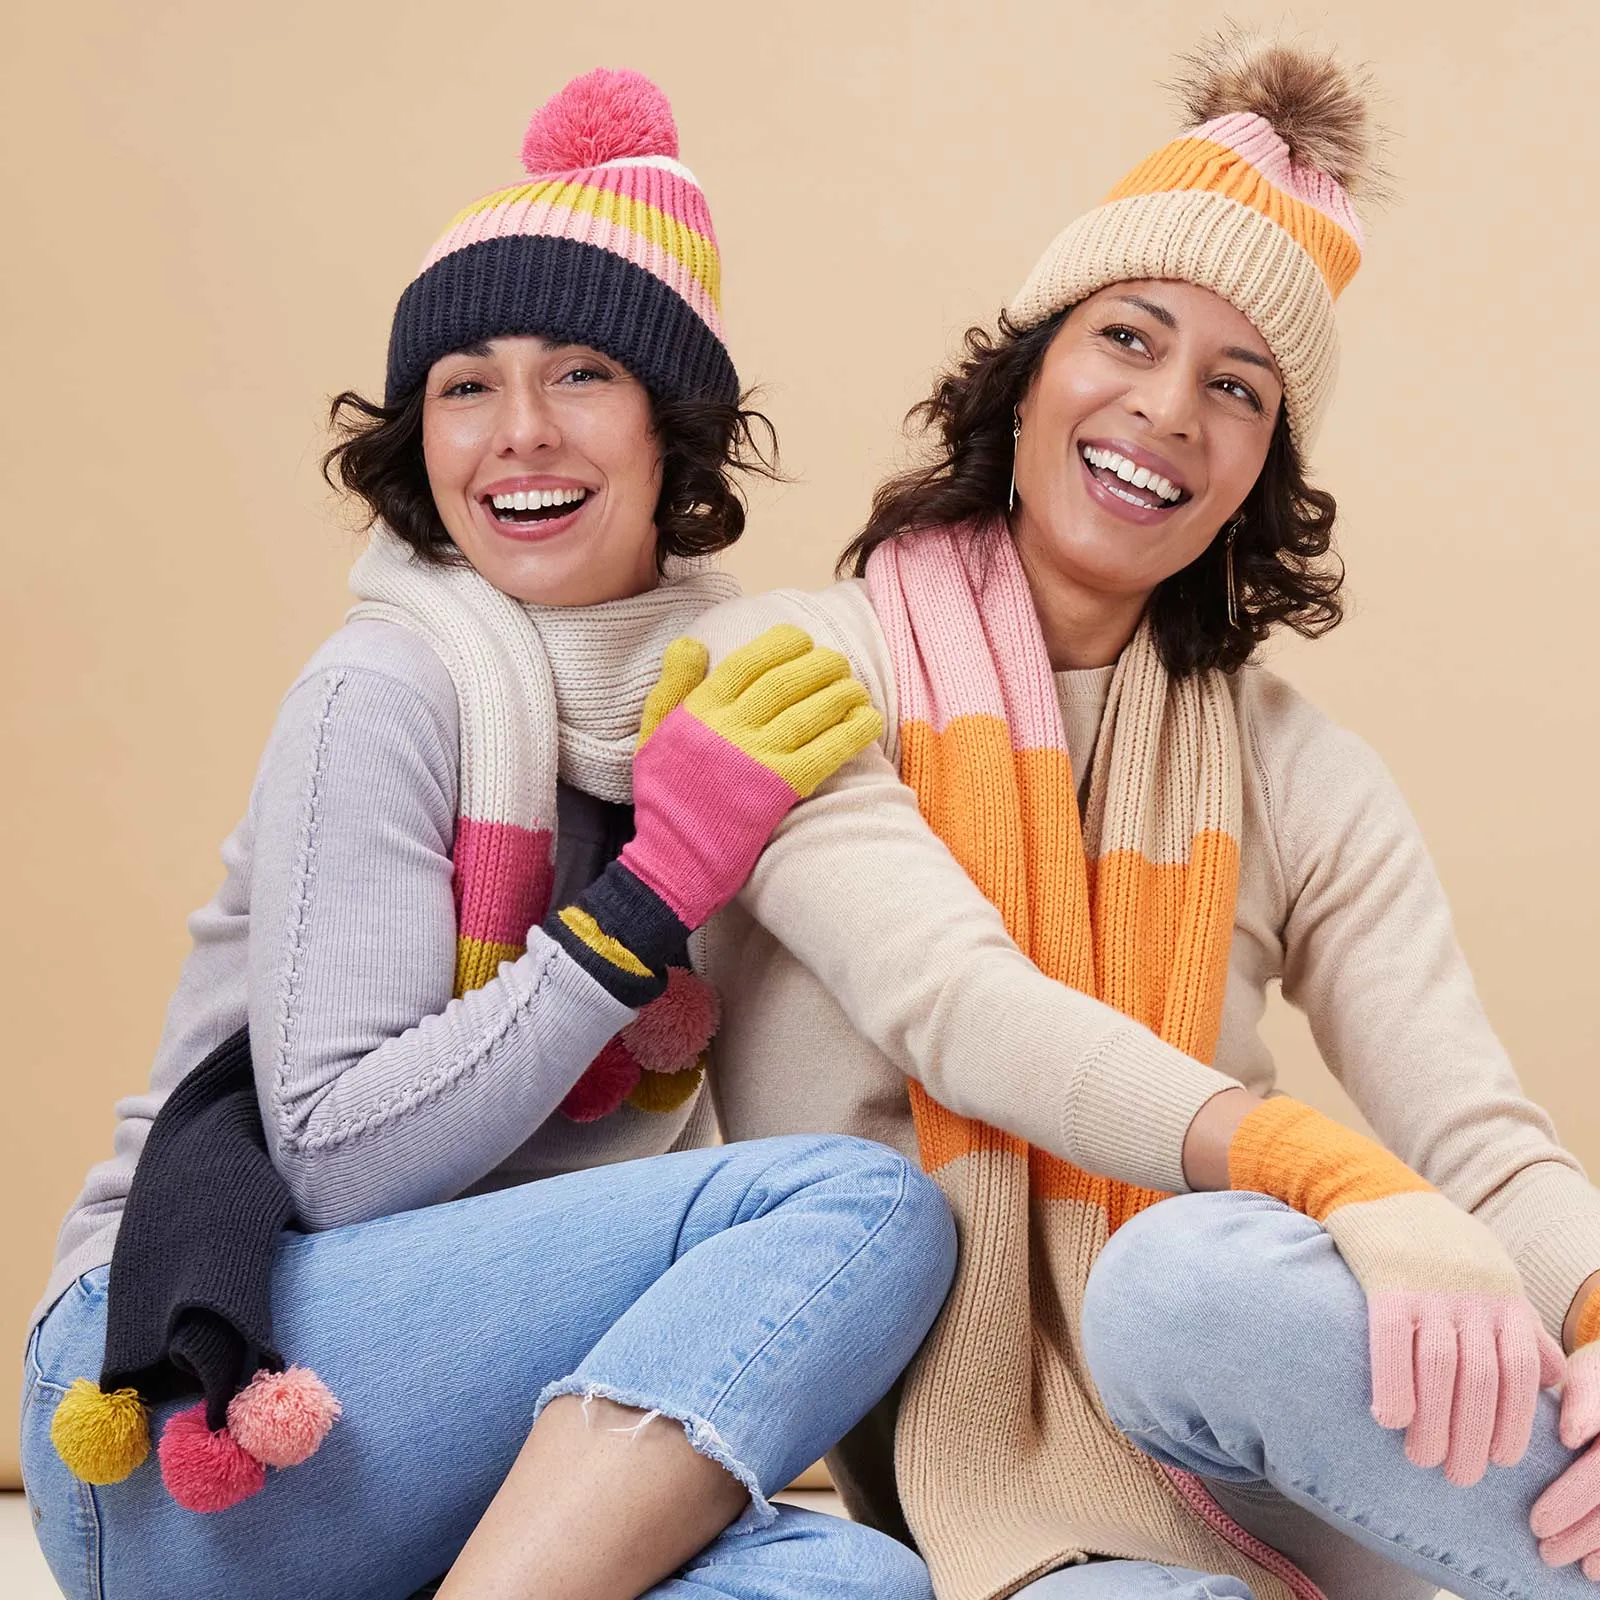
[
  {"x1": 696, "y1": 33, "x2": 1600, "y2": 1600},
  {"x1": 22, "y1": 69, "x2": 955, "y2": 1600}
]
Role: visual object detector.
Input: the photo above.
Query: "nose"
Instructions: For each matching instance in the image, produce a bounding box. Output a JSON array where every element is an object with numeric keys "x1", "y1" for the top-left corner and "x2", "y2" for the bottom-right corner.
[
  {"x1": 1125, "y1": 357, "x2": 1201, "y2": 441},
  {"x1": 493, "y1": 378, "x2": 562, "y2": 458}
]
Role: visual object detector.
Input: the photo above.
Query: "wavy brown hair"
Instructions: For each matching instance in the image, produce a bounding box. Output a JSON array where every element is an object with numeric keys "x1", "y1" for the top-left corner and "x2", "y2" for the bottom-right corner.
[
  {"x1": 840, "y1": 309, "x2": 1343, "y2": 675},
  {"x1": 323, "y1": 380, "x2": 779, "y2": 569}
]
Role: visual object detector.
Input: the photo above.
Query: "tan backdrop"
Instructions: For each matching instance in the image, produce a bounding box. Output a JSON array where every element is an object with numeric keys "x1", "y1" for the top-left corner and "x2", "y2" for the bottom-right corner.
[{"x1": 4, "y1": 0, "x2": 1598, "y2": 1487}]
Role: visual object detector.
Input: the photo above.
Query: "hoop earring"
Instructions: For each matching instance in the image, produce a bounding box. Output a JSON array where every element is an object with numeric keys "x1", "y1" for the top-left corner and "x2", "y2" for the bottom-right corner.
[
  {"x1": 1007, "y1": 409, "x2": 1022, "y2": 513},
  {"x1": 1223, "y1": 515, "x2": 1244, "y2": 629}
]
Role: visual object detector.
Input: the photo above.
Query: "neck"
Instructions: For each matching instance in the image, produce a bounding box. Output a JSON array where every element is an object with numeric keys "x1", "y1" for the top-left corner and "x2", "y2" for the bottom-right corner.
[{"x1": 1014, "y1": 533, "x2": 1149, "y2": 671}]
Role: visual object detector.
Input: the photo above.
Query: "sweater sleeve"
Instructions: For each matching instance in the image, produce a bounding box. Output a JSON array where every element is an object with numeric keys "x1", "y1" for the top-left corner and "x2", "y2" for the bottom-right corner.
[
  {"x1": 694, "y1": 587, "x2": 1239, "y2": 1196},
  {"x1": 247, "y1": 628, "x2": 633, "y2": 1231},
  {"x1": 1253, "y1": 669, "x2": 1600, "y2": 1338}
]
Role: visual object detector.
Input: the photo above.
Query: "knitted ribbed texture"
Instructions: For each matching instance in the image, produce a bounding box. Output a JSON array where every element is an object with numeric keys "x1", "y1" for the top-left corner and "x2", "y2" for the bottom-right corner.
[
  {"x1": 1009, "y1": 109, "x2": 1363, "y2": 447},
  {"x1": 349, "y1": 527, "x2": 736, "y2": 1118},
  {"x1": 866, "y1": 526, "x2": 1320, "y2": 1600},
  {"x1": 386, "y1": 70, "x2": 735, "y2": 404},
  {"x1": 98, "y1": 1028, "x2": 291, "y2": 1428}
]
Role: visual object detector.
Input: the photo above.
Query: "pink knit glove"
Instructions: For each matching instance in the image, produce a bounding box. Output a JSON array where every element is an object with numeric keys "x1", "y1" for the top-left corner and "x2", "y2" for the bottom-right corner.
[
  {"x1": 1533, "y1": 1296, "x2": 1600, "y2": 1580},
  {"x1": 1230, "y1": 1098, "x2": 1565, "y2": 1487},
  {"x1": 620, "y1": 624, "x2": 881, "y2": 930}
]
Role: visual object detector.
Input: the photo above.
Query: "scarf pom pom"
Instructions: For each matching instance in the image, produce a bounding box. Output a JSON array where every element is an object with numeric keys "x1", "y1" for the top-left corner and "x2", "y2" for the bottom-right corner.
[
  {"x1": 627, "y1": 1057, "x2": 705, "y2": 1114},
  {"x1": 227, "y1": 1366, "x2": 342, "y2": 1468},
  {"x1": 51, "y1": 1379, "x2": 150, "y2": 1484},
  {"x1": 622, "y1": 969, "x2": 720, "y2": 1073},
  {"x1": 560, "y1": 1038, "x2": 641, "y2": 1122},
  {"x1": 159, "y1": 1403, "x2": 266, "y2": 1512}
]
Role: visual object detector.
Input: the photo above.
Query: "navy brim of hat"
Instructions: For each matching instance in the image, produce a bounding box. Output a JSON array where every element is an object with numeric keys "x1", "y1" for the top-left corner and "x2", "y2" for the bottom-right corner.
[{"x1": 385, "y1": 234, "x2": 739, "y2": 408}]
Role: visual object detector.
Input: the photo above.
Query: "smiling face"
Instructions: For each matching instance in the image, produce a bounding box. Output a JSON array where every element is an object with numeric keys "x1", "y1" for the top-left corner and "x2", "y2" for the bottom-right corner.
[
  {"x1": 421, "y1": 335, "x2": 662, "y2": 606},
  {"x1": 1011, "y1": 280, "x2": 1283, "y2": 658}
]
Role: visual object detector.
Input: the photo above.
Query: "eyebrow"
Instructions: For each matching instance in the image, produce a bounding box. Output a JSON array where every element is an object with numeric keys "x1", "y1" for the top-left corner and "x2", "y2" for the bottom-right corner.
[{"x1": 1110, "y1": 294, "x2": 1280, "y2": 377}]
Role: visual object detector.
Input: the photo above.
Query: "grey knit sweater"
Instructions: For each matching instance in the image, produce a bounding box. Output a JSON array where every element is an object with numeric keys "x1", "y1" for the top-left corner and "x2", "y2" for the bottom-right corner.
[{"x1": 39, "y1": 620, "x2": 714, "y2": 1326}]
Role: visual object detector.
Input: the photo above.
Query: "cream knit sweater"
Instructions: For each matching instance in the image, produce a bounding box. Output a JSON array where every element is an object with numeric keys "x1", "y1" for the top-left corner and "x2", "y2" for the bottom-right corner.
[{"x1": 695, "y1": 579, "x2": 1600, "y2": 1541}]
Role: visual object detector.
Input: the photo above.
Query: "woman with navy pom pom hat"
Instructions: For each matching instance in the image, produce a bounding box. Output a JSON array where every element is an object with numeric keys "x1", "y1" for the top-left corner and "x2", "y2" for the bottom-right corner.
[{"x1": 20, "y1": 68, "x2": 955, "y2": 1600}]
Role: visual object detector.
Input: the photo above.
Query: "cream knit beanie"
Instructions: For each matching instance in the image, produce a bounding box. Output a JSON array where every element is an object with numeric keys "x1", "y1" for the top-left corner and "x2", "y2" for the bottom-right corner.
[{"x1": 1010, "y1": 32, "x2": 1379, "y2": 447}]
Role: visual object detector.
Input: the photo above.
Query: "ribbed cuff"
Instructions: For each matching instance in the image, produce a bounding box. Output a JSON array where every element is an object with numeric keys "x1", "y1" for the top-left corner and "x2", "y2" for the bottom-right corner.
[
  {"x1": 1058, "y1": 1021, "x2": 1240, "y2": 1196},
  {"x1": 1473, "y1": 1160, "x2": 1600, "y2": 1342},
  {"x1": 541, "y1": 861, "x2": 688, "y2": 1009}
]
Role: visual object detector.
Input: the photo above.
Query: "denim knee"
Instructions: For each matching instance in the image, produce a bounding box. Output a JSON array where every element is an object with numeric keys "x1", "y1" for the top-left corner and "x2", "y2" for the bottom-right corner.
[
  {"x1": 836, "y1": 1520, "x2": 934, "y2": 1600},
  {"x1": 826, "y1": 1138, "x2": 957, "y2": 1301},
  {"x1": 1081, "y1": 1192, "x2": 1325, "y2": 1412}
]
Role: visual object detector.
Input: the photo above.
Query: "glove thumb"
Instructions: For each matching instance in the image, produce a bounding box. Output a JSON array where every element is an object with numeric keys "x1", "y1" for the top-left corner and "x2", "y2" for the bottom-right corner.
[{"x1": 638, "y1": 638, "x2": 709, "y2": 749}]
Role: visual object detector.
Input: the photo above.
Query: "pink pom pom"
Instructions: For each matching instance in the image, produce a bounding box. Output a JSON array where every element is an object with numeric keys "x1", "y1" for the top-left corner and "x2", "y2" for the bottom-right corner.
[
  {"x1": 158, "y1": 1403, "x2": 266, "y2": 1513},
  {"x1": 560, "y1": 1038, "x2": 641, "y2": 1122},
  {"x1": 521, "y1": 68, "x2": 678, "y2": 176},
  {"x1": 622, "y1": 969, "x2": 721, "y2": 1073},
  {"x1": 227, "y1": 1367, "x2": 342, "y2": 1469}
]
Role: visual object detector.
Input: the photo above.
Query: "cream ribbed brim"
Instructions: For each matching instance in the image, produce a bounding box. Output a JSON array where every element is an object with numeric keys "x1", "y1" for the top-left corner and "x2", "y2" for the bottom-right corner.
[{"x1": 1008, "y1": 190, "x2": 1338, "y2": 449}]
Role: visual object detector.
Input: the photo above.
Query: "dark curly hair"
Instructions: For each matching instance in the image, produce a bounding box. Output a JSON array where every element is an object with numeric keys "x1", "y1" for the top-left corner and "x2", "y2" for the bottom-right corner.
[
  {"x1": 840, "y1": 309, "x2": 1343, "y2": 675},
  {"x1": 323, "y1": 378, "x2": 779, "y2": 569}
]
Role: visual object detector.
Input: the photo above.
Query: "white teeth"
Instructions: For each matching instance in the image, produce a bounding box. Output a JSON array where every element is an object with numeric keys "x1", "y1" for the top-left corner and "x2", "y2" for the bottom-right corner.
[
  {"x1": 1079, "y1": 445, "x2": 1183, "y2": 504},
  {"x1": 490, "y1": 488, "x2": 588, "y2": 513}
]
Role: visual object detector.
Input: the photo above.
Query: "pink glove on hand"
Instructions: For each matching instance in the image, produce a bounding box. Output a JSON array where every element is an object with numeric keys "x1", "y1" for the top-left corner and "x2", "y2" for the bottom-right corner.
[
  {"x1": 620, "y1": 623, "x2": 881, "y2": 930},
  {"x1": 1230, "y1": 1097, "x2": 1564, "y2": 1488},
  {"x1": 1533, "y1": 1294, "x2": 1600, "y2": 1580}
]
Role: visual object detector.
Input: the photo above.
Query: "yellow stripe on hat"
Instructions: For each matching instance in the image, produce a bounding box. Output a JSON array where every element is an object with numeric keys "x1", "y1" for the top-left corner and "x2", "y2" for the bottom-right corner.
[{"x1": 448, "y1": 179, "x2": 722, "y2": 305}]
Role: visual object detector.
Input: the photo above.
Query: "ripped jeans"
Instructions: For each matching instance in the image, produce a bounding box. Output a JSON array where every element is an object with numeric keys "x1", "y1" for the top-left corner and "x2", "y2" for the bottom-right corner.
[{"x1": 20, "y1": 1135, "x2": 955, "y2": 1600}]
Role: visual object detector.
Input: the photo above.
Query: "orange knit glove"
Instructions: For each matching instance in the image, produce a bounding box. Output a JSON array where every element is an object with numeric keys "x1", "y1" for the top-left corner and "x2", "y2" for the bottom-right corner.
[
  {"x1": 1230, "y1": 1098, "x2": 1565, "y2": 1487},
  {"x1": 1532, "y1": 1290, "x2": 1600, "y2": 1580}
]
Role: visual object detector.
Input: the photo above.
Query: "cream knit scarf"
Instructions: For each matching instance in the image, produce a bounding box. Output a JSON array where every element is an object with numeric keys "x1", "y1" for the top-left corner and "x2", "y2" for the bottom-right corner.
[
  {"x1": 868, "y1": 525, "x2": 1322, "y2": 1600},
  {"x1": 348, "y1": 526, "x2": 739, "y2": 1118}
]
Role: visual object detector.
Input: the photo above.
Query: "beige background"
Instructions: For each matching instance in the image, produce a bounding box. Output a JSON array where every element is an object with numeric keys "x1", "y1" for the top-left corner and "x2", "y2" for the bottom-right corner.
[{"x1": 4, "y1": 0, "x2": 1597, "y2": 1488}]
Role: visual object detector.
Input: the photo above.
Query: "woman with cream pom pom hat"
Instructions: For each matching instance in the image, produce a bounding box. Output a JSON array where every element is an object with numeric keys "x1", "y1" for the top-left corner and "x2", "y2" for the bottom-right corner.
[
  {"x1": 692, "y1": 30, "x2": 1600, "y2": 1600},
  {"x1": 19, "y1": 68, "x2": 956, "y2": 1600}
]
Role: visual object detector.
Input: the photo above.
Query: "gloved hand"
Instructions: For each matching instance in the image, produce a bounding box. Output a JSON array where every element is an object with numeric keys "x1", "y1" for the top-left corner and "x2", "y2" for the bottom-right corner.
[
  {"x1": 1230, "y1": 1097, "x2": 1565, "y2": 1488},
  {"x1": 1533, "y1": 1292, "x2": 1600, "y2": 1580},
  {"x1": 546, "y1": 624, "x2": 880, "y2": 1004}
]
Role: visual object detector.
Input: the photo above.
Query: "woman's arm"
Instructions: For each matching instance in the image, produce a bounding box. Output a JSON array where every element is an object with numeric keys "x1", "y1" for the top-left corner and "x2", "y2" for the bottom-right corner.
[
  {"x1": 246, "y1": 630, "x2": 638, "y2": 1230},
  {"x1": 1253, "y1": 670, "x2": 1600, "y2": 1342},
  {"x1": 696, "y1": 589, "x2": 1241, "y2": 1197}
]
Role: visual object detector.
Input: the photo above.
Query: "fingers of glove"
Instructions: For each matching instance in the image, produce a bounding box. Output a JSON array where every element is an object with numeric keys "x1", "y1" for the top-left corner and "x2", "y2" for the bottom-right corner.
[
  {"x1": 725, "y1": 645, "x2": 853, "y2": 728},
  {"x1": 1369, "y1": 1298, "x2": 1418, "y2": 1432},
  {"x1": 775, "y1": 702, "x2": 885, "y2": 799},
  {"x1": 1443, "y1": 1316, "x2": 1501, "y2": 1486},
  {"x1": 1404, "y1": 1316, "x2": 1459, "y2": 1471},
  {"x1": 1584, "y1": 1551, "x2": 1600, "y2": 1581},
  {"x1": 1489, "y1": 1311, "x2": 1543, "y2": 1469},
  {"x1": 1539, "y1": 1502, "x2": 1600, "y2": 1570},
  {"x1": 1547, "y1": 1328, "x2": 1575, "y2": 1391},
  {"x1": 639, "y1": 639, "x2": 709, "y2": 747},
  {"x1": 760, "y1": 677, "x2": 872, "y2": 754},
  {"x1": 691, "y1": 625, "x2": 814, "y2": 710},
  {"x1": 1533, "y1": 1444, "x2": 1600, "y2": 1541},
  {"x1": 1564, "y1": 1345, "x2": 1600, "y2": 1452}
]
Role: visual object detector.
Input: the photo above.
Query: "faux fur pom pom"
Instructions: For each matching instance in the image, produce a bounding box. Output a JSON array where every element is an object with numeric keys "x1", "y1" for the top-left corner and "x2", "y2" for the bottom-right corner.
[{"x1": 1173, "y1": 28, "x2": 1382, "y2": 194}]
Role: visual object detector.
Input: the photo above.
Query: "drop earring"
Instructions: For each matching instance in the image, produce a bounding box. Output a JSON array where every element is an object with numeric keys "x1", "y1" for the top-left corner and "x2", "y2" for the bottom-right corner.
[
  {"x1": 1224, "y1": 515, "x2": 1243, "y2": 628},
  {"x1": 1008, "y1": 409, "x2": 1022, "y2": 513}
]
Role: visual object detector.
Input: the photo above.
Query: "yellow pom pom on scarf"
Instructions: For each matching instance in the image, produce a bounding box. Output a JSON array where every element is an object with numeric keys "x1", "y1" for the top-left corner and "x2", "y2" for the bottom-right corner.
[{"x1": 51, "y1": 1379, "x2": 150, "y2": 1484}]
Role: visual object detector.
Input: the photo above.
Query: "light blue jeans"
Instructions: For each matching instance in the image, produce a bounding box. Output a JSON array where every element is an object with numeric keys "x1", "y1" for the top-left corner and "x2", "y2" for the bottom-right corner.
[
  {"x1": 1017, "y1": 1191, "x2": 1589, "y2": 1599},
  {"x1": 21, "y1": 1135, "x2": 955, "y2": 1600}
]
